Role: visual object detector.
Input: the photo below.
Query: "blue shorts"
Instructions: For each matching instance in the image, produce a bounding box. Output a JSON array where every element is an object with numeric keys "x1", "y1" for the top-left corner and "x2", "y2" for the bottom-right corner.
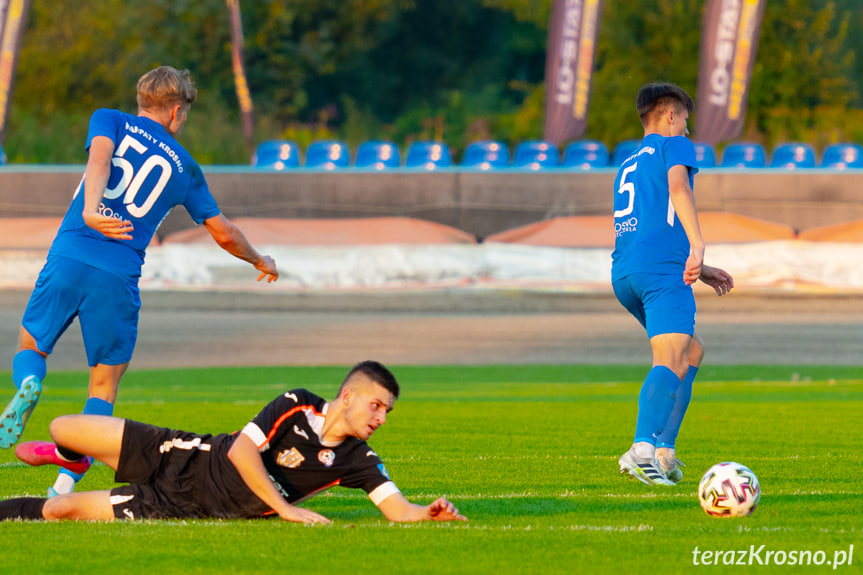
[
  {"x1": 22, "y1": 255, "x2": 140, "y2": 366},
  {"x1": 612, "y1": 272, "x2": 695, "y2": 338}
]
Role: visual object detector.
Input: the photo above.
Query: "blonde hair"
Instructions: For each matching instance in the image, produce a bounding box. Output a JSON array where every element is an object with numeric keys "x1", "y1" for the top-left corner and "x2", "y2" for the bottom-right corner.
[{"x1": 137, "y1": 66, "x2": 197, "y2": 111}]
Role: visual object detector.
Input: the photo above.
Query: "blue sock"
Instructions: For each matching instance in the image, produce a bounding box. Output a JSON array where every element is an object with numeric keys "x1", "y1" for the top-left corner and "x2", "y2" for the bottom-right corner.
[
  {"x1": 56, "y1": 397, "x2": 115, "y2": 486},
  {"x1": 633, "y1": 366, "x2": 681, "y2": 445},
  {"x1": 657, "y1": 366, "x2": 698, "y2": 449},
  {"x1": 12, "y1": 350, "x2": 47, "y2": 390},
  {"x1": 81, "y1": 397, "x2": 115, "y2": 418}
]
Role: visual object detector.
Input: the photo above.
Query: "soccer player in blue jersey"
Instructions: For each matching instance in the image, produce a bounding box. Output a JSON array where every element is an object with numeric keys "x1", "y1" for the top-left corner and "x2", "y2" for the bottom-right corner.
[
  {"x1": 0, "y1": 66, "x2": 279, "y2": 496},
  {"x1": 612, "y1": 83, "x2": 734, "y2": 485}
]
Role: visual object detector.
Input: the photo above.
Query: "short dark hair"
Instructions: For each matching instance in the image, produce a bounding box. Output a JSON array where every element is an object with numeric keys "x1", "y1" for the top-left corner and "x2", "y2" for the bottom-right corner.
[
  {"x1": 636, "y1": 82, "x2": 693, "y2": 125},
  {"x1": 341, "y1": 360, "x2": 400, "y2": 399}
]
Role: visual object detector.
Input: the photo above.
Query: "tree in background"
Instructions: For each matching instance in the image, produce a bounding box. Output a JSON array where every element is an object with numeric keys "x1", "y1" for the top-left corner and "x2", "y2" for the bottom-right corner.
[
  {"x1": 748, "y1": 0, "x2": 861, "y2": 149},
  {"x1": 4, "y1": 0, "x2": 861, "y2": 164}
]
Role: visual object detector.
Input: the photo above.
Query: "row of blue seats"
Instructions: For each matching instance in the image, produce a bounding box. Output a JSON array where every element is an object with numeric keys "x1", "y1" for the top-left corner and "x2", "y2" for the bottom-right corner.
[
  {"x1": 2, "y1": 139, "x2": 859, "y2": 170},
  {"x1": 252, "y1": 139, "x2": 863, "y2": 170}
]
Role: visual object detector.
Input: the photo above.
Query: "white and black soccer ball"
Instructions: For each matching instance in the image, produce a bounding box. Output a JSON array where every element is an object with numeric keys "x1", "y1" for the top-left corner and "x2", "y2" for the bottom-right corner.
[{"x1": 697, "y1": 462, "x2": 761, "y2": 517}]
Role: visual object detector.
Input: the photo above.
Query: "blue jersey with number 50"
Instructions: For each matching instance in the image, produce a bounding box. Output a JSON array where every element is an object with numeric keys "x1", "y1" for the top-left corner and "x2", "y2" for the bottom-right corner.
[
  {"x1": 611, "y1": 134, "x2": 698, "y2": 282},
  {"x1": 49, "y1": 109, "x2": 220, "y2": 280}
]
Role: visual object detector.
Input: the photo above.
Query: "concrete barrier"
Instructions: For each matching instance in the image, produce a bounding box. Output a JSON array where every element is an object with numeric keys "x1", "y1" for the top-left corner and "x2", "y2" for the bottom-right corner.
[{"x1": 2, "y1": 166, "x2": 862, "y2": 239}]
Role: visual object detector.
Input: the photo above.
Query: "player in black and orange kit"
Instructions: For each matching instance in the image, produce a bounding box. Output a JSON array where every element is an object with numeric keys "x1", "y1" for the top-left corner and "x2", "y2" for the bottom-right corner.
[{"x1": 1, "y1": 361, "x2": 465, "y2": 524}]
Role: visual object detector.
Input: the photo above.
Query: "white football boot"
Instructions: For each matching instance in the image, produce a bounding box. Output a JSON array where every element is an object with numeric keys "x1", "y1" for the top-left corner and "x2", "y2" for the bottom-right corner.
[{"x1": 618, "y1": 446, "x2": 674, "y2": 486}]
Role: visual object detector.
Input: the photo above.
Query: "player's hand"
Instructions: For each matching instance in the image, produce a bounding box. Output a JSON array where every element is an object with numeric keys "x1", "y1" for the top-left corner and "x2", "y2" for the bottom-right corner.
[
  {"x1": 278, "y1": 504, "x2": 331, "y2": 525},
  {"x1": 700, "y1": 264, "x2": 734, "y2": 296},
  {"x1": 426, "y1": 497, "x2": 467, "y2": 522},
  {"x1": 83, "y1": 212, "x2": 134, "y2": 240},
  {"x1": 683, "y1": 249, "x2": 704, "y2": 285},
  {"x1": 255, "y1": 255, "x2": 279, "y2": 283}
]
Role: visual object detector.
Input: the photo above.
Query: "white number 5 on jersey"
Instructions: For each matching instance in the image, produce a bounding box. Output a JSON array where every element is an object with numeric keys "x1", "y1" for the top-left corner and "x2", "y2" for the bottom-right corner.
[
  {"x1": 613, "y1": 162, "x2": 676, "y2": 227},
  {"x1": 614, "y1": 163, "x2": 636, "y2": 218}
]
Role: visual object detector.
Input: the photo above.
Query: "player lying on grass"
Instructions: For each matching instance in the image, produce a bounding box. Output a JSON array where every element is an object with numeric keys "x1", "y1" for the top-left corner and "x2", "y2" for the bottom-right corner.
[{"x1": 0, "y1": 361, "x2": 466, "y2": 524}]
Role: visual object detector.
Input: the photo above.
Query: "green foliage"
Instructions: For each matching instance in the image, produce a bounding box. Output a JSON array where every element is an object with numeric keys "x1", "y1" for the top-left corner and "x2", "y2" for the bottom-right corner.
[
  {"x1": 588, "y1": 0, "x2": 703, "y2": 149},
  {"x1": 3, "y1": 1, "x2": 862, "y2": 163},
  {"x1": 747, "y1": 0, "x2": 859, "y2": 147},
  {"x1": 1, "y1": 364, "x2": 861, "y2": 573},
  {"x1": 482, "y1": 0, "x2": 552, "y2": 28}
]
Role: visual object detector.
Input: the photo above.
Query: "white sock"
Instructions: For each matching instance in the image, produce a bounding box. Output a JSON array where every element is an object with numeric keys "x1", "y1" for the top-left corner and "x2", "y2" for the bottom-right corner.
[
  {"x1": 52, "y1": 474, "x2": 76, "y2": 495},
  {"x1": 632, "y1": 441, "x2": 655, "y2": 459}
]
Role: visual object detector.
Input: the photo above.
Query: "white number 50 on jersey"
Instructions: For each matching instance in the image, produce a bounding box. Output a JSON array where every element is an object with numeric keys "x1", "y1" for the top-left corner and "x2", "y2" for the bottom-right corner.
[{"x1": 103, "y1": 134, "x2": 172, "y2": 218}]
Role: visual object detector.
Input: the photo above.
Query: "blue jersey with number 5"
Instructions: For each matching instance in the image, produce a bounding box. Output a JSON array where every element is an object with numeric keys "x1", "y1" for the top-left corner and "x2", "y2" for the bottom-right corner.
[
  {"x1": 49, "y1": 109, "x2": 220, "y2": 280},
  {"x1": 611, "y1": 134, "x2": 698, "y2": 282}
]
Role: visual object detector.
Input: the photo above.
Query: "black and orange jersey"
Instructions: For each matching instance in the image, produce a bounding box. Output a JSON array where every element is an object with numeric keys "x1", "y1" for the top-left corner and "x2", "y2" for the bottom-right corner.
[
  {"x1": 110, "y1": 389, "x2": 399, "y2": 520},
  {"x1": 238, "y1": 389, "x2": 399, "y2": 510}
]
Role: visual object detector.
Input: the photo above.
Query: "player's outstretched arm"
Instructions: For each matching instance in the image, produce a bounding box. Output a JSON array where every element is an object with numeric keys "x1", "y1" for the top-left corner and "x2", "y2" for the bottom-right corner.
[
  {"x1": 699, "y1": 264, "x2": 734, "y2": 296},
  {"x1": 376, "y1": 493, "x2": 467, "y2": 523},
  {"x1": 227, "y1": 434, "x2": 330, "y2": 524},
  {"x1": 203, "y1": 214, "x2": 279, "y2": 283}
]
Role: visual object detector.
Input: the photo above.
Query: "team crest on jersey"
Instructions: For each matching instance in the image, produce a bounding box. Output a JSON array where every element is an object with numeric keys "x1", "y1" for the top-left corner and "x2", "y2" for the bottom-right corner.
[
  {"x1": 276, "y1": 447, "x2": 305, "y2": 468},
  {"x1": 377, "y1": 463, "x2": 391, "y2": 480},
  {"x1": 318, "y1": 449, "x2": 335, "y2": 467}
]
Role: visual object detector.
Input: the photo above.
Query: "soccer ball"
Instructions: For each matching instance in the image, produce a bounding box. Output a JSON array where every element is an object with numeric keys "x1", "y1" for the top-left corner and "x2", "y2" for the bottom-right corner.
[{"x1": 697, "y1": 462, "x2": 760, "y2": 517}]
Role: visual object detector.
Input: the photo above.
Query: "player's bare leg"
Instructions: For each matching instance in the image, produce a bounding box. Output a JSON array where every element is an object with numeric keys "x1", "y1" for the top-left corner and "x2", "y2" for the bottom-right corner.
[
  {"x1": 88, "y1": 363, "x2": 128, "y2": 405},
  {"x1": 649, "y1": 332, "x2": 692, "y2": 379},
  {"x1": 16, "y1": 414, "x2": 124, "y2": 474},
  {"x1": 49, "y1": 363, "x2": 126, "y2": 495},
  {"x1": 688, "y1": 331, "x2": 705, "y2": 367},
  {"x1": 42, "y1": 490, "x2": 116, "y2": 521},
  {"x1": 50, "y1": 414, "x2": 125, "y2": 471}
]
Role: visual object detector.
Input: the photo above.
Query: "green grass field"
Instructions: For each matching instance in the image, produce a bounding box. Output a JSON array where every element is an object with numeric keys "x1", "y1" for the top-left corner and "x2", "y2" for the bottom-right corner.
[{"x1": 2, "y1": 365, "x2": 861, "y2": 574}]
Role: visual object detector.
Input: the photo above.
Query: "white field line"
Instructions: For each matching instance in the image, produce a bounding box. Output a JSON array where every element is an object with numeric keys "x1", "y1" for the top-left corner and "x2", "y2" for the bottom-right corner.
[
  {"x1": 2, "y1": 457, "x2": 856, "y2": 499},
  {"x1": 382, "y1": 454, "x2": 841, "y2": 462},
  {"x1": 313, "y1": 488, "x2": 859, "y2": 501},
  {"x1": 331, "y1": 521, "x2": 657, "y2": 532},
  {"x1": 316, "y1": 522, "x2": 862, "y2": 535}
]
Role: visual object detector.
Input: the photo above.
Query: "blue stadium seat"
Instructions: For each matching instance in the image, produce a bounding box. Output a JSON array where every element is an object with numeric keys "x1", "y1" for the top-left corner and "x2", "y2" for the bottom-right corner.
[
  {"x1": 512, "y1": 140, "x2": 559, "y2": 169},
  {"x1": 561, "y1": 140, "x2": 609, "y2": 169},
  {"x1": 770, "y1": 143, "x2": 816, "y2": 169},
  {"x1": 0, "y1": 144, "x2": 5, "y2": 165},
  {"x1": 405, "y1": 141, "x2": 453, "y2": 169},
  {"x1": 305, "y1": 140, "x2": 350, "y2": 169},
  {"x1": 461, "y1": 140, "x2": 510, "y2": 170},
  {"x1": 693, "y1": 142, "x2": 717, "y2": 168},
  {"x1": 354, "y1": 140, "x2": 401, "y2": 169},
  {"x1": 611, "y1": 139, "x2": 642, "y2": 166},
  {"x1": 821, "y1": 143, "x2": 863, "y2": 169},
  {"x1": 252, "y1": 140, "x2": 300, "y2": 169},
  {"x1": 720, "y1": 142, "x2": 767, "y2": 168}
]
